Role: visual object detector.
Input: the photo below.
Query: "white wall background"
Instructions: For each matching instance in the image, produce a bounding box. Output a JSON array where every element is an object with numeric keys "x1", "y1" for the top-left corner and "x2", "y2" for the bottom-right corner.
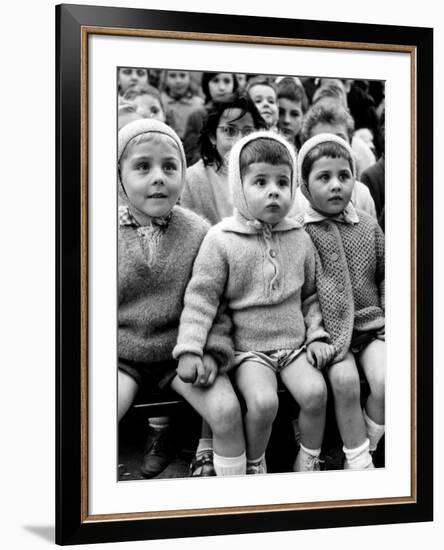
[{"x1": 0, "y1": 0, "x2": 441, "y2": 548}]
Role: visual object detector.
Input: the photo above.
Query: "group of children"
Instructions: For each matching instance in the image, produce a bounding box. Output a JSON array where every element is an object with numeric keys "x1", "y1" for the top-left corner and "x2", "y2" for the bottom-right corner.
[{"x1": 117, "y1": 67, "x2": 386, "y2": 479}]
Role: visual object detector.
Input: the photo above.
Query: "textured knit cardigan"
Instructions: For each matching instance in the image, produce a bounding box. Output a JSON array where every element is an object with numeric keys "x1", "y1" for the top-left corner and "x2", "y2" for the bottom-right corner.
[
  {"x1": 119, "y1": 205, "x2": 234, "y2": 370},
  {"x1": 296, "y1": 210, "x2": 385, "y2": 362},
  {"x1": 173, "y1": 130, "x2": 329, "y2": 359}
]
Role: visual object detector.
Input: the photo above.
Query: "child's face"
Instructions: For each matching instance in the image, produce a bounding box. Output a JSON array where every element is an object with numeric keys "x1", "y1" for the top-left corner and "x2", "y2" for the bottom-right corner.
[
  {"x1": 278, "y1": 98, "x2": 304, "y2": 141},
  {"x1": 120, "y1": 137, "x2": 182, "y2": 224},
  {"x1": 132, "y1": 95, "x2": 165, "y2": 122},
  {"x1": 309, "y1": 122, "x2": 349, "y2": 143},
  {"x1": 242, "y1": 162, "x2": 292, "y2": 225},
  {"x1": 118, "y1": 68, "x2": 149, "y2": 94},
  {"x1": 213, "y1": 108, "x2": 255, "y2": 162},
  {"x1": 307, "y1": 156, "x2": 354, "y2": 216},
  {"x1": 165, "y1": 71, "x2": 190, "y2": 97},
  {"x1": 208, "y1": 73, "x2": 234, "y2": 102},
  {"x1": 248, "y1": 84, "x2": 278, "y2": 128}
]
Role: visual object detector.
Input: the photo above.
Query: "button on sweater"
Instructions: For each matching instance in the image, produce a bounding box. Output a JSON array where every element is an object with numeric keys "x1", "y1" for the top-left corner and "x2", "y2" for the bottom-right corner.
[
  {"x1": 173, "y1": 211, "x2": 329, "y2": 358},
  {"x1": 297, "y1": 210, "x2": 385, "y2": 362}
]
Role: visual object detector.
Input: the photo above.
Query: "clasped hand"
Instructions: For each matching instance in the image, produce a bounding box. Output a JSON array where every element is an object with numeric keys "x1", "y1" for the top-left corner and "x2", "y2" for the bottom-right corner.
[
  {"x1": 306, "y1": 341, "x2": 335, "y2": 370},
  {"x1": 177, "y1": 353, "x2": 218, "y2": 387}
]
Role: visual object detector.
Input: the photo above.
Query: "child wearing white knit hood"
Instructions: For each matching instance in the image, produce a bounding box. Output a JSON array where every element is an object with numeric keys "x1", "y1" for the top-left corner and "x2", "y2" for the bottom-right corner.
[
  {"x1": 118, "y1": 118, "x2": 246, "y2": 477},
  {"x1": 174, "y1": 130, "x2": 334, "y2": 474},
  {"x1": 296, "y1": 133, "x2": 385, "y2": 470}
]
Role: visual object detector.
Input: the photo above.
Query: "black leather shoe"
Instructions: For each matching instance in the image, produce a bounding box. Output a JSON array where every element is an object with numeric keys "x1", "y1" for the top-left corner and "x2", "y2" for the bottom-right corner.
[{"x1": 140, "y1": 427, "x2": 176, "y2": 478}]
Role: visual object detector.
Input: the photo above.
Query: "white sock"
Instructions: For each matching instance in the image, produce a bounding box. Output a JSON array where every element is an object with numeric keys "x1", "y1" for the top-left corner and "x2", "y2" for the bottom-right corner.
[
  {"x1": 363, "y1": 409, "x2": 385, "y2": 452},
  {"x1": 343, "y1": 438, "x2": 374, "y2": 470},
  {"x1": 294, "y1": 443, "x2": 321, "y2": 472},
  {"x1": 148, "y1": 416, "x2": 170, "y2": 430},
  {"x1": 196, "y1": 438, "x2": 213, "y2": 455},
  {"x1": 213, "y1": 451, "x2": 246, "y2": 476}
]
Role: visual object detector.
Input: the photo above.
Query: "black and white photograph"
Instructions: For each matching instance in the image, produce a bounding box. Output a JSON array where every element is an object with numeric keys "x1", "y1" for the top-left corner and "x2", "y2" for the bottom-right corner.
[
  {"x1": 116, "y1": 68, "x2": 387, "y2": 482},
  {"x1": 53, "y1": 3, "x2": 434, "y2": 545}
]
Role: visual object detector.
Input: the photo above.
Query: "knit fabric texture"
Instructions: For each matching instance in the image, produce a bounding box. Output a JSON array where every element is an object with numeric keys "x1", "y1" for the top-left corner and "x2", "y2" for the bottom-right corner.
[
  {"x1": 297, "y1": 210, "x2": 385, "y2": 362},
  {"x1": 174, "y1": 131, "x2": 328, "y2": 359},
  {"x1": 181, "y1": 159, "x2": 233, "y2": 225},
  {"x1": 119, "y1": 205, "x2": 234, "y2": 371}
]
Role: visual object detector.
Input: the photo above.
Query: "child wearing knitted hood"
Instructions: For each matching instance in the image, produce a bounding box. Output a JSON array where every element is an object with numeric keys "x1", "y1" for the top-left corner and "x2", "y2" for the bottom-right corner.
[
  {"x1": 118, "y1": 119, "x2": 246, "y2": 477},
  {"x1": 174, "y1": 131, "x2": 334, "y2": 474},
  {"x1": 296, "y1": 133, "x2": 385, "y2": 469}
]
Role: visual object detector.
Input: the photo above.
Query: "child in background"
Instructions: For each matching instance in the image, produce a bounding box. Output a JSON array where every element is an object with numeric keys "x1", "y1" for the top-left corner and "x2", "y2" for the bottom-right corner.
[
  {"x1": 118, "y1": 101, "x2": 142, "y2": 131},
  {"x1": 276, "y1": 76, "x2": 309, "y2": 150},
  {"x1": 246, "y1": 77, "x2": 279, "y2": 131},
  {"x1": 122, "y1": 85, "x2": 166, "y2": 122},
  {"x1": 290, "y1": 99, "x2": 377, "y2": 218},
  {"x1": 296, "y1": 133, "x2": 385, "y2": 469},
  {"x1": 118, "y1": 67, "x2": 149, "y2": 96},
  {"x1": 174, "y1": 131, "x2": 334, "y2": 474},
  {"x1": 160, "y1": 70, "x2": 204, "y2": 139},
  {"x1": 181, "y1": 93, "x2": 266, "y2": 225},
  {"x1": 183, "y1": 72, "x2": 238, "y2": 166},
  {"x1": 118, "y1": 119, "x2": 246, "y2": 477}
]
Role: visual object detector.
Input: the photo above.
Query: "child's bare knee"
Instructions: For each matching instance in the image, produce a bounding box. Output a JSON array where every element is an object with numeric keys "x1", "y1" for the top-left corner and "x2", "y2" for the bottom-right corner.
[
  {"x1": 330, "y1": 369, "x2": 361, "y2": 403},
  {"x1": 299, "y1": 381, "x2": 327, "y2": 414},
  {"x1": 208, "y1": 394, "x2": 242, "y2": 436},
  {"x1": 245, "y1": 391, "x2": 279, "y2": 423}
]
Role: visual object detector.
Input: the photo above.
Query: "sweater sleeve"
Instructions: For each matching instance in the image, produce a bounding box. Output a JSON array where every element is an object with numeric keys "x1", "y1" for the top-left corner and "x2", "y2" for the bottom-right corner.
[
  {"x1": 173, "y1": 229, "x2": 229, "y2": 362},
  {"x1": 301, "y1": 239, "x2": 330, "y2": 345}
]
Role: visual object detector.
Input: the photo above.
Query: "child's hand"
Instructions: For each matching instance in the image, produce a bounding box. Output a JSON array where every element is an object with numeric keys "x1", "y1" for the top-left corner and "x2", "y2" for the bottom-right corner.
[
  {"x1": 306, "y1": 342, "x2": 335, "y2": 370},
  {"x1": 196, "y1": 354, "x2": 218, "y2": 387},
  {"x1": 177, "y1": 354, "x2": 201, "y2": 384}
]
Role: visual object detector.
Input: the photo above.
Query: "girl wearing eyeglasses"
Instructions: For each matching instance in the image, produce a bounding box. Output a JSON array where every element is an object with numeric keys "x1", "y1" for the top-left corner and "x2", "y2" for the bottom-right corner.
[{"x1": 181, "y1": 92, "x2": 266, "y2": 226}]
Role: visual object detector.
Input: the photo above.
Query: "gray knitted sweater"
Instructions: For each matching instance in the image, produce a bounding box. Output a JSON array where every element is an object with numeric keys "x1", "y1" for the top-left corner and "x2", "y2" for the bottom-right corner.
[
  {"x1": 118, "y1": 205, "x2": 234, "y2": 370},
  {"x1": 297, "y1": 210, "x2": 385, "y2": 361}
]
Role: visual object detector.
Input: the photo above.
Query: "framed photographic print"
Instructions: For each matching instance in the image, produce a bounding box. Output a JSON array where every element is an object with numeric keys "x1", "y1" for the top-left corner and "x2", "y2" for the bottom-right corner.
[{"x1": 56, "y1": 2, "x2": 433, "y2": 545}]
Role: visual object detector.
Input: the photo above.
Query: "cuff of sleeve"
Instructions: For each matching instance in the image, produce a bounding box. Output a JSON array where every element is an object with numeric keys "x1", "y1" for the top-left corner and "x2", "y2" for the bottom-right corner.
[
  {"x1": 305, "y1": 330, "x2": 331, "y2": 347},
  {"x1": 172, "y1": 344, "x2": 203, "y2": 361}
]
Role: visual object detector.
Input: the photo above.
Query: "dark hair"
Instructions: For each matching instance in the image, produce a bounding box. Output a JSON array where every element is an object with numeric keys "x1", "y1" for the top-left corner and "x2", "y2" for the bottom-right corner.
[
  {"x1": 301, "y1": 141, "x2": 354, "y2": 184},
  {"x1": 276, "y1": 77, "x2": 309, "y2": 113},
  {"x1": 301, "y1": 99, "x2": 355, "y2": 143},
  {"x1": 201, "y1": 72, "x2": 238, "y2": 103},
  {"x1": 240, "y1": 138, "x2": 293, "y2": 178},
  {"x1": 200, "y1": 92, "x2": 267, "y2": 169}
]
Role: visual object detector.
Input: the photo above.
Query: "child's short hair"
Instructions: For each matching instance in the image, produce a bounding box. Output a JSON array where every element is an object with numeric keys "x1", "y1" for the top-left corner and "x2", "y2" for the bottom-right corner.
[
  {"x1": 276, "y1": 77, "x2": 309, "y2": 113},
  {"x1": 239, "y1": 137, "x2": 293, "y2": 178},
  {"x1": 201, "y1": 92, "x2": 267, "y2": 169},
  {"x1": 300, "y1": 140, "x2": 355, "y2": 185},
  {"x1": 301, "y1": 99, "x2": 355, "y2": 143}
]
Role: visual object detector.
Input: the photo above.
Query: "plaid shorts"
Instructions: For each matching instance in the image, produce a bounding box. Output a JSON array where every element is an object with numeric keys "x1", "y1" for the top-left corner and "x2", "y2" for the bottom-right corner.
[{"x1": 233, "y1": 347, "x2": 305, "y2": 374}]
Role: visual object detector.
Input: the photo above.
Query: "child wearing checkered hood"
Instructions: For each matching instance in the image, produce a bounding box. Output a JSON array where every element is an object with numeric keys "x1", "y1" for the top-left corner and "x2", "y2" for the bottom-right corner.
[
  {"x1": 118, "y1": 118, "x2": 246, "y2": 477},
  {"x1": 174, "y1": 130, "x2": 334, "y2": 474},
  {"x1": 296, "y1": 132, "x2": 385, "y2": 470}
]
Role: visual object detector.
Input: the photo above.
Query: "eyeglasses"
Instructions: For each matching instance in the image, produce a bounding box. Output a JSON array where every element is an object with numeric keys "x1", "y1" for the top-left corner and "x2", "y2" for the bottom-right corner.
[{"x1": 217, "y1": 126, "x2": 255, "y2": 138}]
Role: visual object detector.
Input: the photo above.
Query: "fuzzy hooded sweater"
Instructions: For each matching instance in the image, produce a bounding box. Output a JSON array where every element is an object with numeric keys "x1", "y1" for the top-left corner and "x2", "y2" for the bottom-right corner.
[
  {"x1": 118, "y1": 119, "x2": 234, "y2": 370},
  {"x1": 173, "y1": 131, "x2": 329, "y2": 359},
  {"x1": 296, "y1": 133, "x2": 385, "y2": 362}
]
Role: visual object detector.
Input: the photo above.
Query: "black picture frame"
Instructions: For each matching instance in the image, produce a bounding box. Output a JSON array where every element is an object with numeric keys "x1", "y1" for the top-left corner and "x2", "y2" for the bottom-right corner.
[{"x1": 56, "y1": 3, "x2": 433, "y2": 545}]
